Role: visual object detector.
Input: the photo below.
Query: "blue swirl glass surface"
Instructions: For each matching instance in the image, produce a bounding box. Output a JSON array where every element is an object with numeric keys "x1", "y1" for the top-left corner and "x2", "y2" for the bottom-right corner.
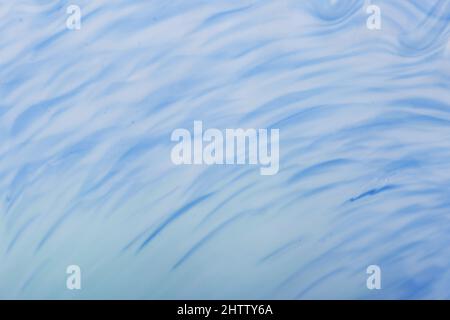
[{"x1": 1, "y1": 0, "x2": 450, "y2": 299}]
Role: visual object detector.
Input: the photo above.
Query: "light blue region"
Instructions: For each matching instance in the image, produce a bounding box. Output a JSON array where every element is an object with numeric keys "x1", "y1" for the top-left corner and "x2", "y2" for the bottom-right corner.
[{"x1": 1, "y1": 0, "x2": 450, "y2": 299}]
